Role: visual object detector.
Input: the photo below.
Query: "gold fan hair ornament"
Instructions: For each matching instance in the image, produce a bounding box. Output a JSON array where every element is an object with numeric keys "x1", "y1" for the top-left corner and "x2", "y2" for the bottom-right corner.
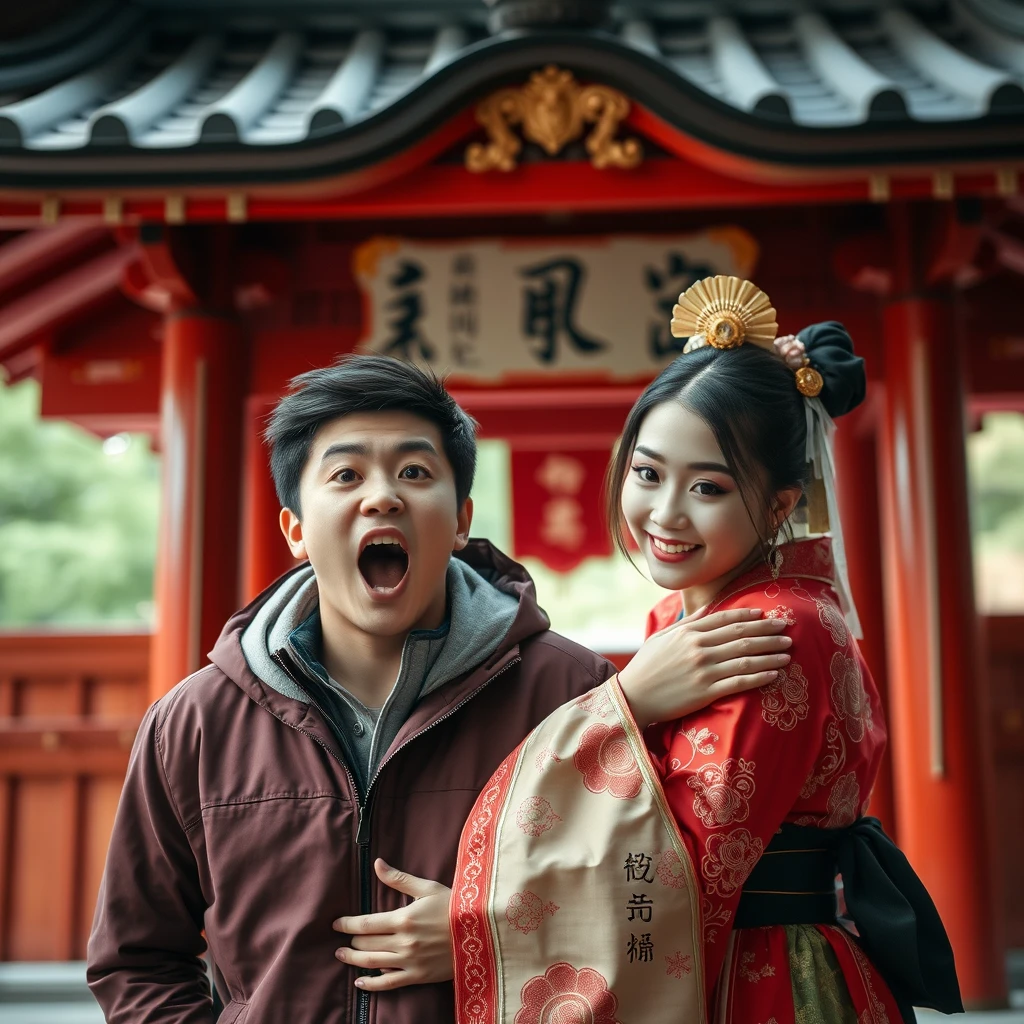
[
  {"x1": 670, "y1": 275, "x2": 824, "y2": 397},
  {"x1": 667, "y1": 274, "x2": 862, "y2": 638}
]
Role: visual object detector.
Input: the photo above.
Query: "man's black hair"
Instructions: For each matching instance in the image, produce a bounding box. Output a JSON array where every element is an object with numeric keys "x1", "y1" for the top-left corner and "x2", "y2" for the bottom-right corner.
[{"x1": 265, "y1": 354, "x2": 477, "y2": 517}]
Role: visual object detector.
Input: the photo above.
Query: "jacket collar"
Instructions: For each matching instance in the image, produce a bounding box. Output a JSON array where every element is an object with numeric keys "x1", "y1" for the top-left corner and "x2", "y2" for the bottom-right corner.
[{"x1": 208, "y1": 539, "x2": 551, "y2": 761}]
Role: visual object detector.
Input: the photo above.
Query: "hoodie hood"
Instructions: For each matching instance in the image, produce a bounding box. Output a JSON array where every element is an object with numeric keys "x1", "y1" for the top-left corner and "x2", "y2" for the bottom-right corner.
[
  {"x1": 237, "y1": 542, "x2": 529, "y2": 704},
  {"x1": 213, "y1": 539, "x2": 552, "y2": 693},
  {"x1": 239, "y1": 564, "x2": 319, "y2": 703},
  {"x1": 211, "y1": 540, "x2": 551, "y2": 789}
]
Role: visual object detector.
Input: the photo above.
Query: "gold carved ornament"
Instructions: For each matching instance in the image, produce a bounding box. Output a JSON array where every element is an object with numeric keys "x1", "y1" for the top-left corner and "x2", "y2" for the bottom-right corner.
[{"x1": 465, "y1": 65, "x2": 643, "y2": 172}]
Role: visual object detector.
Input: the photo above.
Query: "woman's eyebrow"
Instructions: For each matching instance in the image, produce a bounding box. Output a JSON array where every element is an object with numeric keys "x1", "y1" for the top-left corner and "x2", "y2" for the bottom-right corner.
[
  {"x1": 634, "y1": 445, "x2": 665, "y2": 463},
  {"x1": 688, "y1": 461, "x2": 734, "y2": 476},
  {"x1": 634, "y1": 447, "x2": 733, "y2": 477}
]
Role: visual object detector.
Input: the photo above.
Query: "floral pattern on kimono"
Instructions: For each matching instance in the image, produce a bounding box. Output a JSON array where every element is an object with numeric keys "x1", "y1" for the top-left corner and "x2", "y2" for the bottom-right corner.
[{"x1": 644, "y1": 539, "x2": 901, "y2": 1024}]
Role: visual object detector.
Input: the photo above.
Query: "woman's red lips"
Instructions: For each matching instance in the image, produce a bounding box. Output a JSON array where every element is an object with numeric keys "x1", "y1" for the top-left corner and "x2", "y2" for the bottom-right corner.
[{"x1": 646, "y1": 533, "x2": 701, "y2": 563}]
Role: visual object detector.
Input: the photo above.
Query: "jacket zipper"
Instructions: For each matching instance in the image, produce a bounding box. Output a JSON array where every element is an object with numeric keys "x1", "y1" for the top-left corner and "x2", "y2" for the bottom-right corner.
[
  {"x1": 353, "y1": 654, "x2": 522, "y2": 1024},
  {"x1": 272, "y1": 649, "x2": 521, "y2": 1024}
]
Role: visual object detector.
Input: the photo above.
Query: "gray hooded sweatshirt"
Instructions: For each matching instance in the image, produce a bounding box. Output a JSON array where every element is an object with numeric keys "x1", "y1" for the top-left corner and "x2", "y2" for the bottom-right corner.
[{"x1": 239, "y1": 556, "x2": 520, "y2": 794}]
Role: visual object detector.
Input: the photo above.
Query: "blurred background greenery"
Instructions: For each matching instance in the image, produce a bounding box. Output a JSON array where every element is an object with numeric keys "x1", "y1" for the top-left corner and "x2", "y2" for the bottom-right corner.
[
  {"x1": 1, "y1": 377, "x2": 1022, "y2": 640},
  {"x1": 968, "y1": 412, "x2": 1024, "y2": 613},
  {"x1": 0, "y1": 379, "x2": 159, "y2": 629}
]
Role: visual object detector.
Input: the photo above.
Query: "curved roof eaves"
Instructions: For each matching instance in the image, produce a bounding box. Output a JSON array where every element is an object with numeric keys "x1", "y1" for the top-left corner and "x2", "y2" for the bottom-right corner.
[{"x1": 0, "y1": 7, "x2": 1021, "y2": 189}]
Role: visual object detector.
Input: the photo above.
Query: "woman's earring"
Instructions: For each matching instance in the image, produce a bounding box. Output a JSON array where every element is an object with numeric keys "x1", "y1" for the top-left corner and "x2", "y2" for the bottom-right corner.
[{"x1": 766, "y1": 521, "x2": 784, "y2": 581}]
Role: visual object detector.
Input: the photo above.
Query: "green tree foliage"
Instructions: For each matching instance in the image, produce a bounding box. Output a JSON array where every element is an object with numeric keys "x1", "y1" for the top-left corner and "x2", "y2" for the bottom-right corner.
[
  {"x1": 968, "y1": 412, "x2": 1024, "y2": 553},
  {"x1": 0, "y1": 379, "x2": 159, "y2": 627},
  {"x1": 967, "y1": 412, "x2": 1024, "y2": 612}
]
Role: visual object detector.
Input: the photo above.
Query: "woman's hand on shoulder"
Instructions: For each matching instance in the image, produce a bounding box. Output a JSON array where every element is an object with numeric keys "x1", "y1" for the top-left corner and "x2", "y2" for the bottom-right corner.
[{"x1": 617, "y1": 607, "x2": 793, "y2": 729}]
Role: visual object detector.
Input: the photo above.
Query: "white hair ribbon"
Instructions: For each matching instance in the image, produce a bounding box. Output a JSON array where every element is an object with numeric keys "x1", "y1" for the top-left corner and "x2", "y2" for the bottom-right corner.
[{"x1": 805, "y1": 396, "x2": 863, "y2": 639}]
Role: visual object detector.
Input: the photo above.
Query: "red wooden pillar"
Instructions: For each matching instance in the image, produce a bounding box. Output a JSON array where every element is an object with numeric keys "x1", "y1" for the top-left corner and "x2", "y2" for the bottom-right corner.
[
  {"x1": 241, "y1": 394, "x2": 297, "y2": 603},
  {"x1": 150, "y1": 311, "x2": 245, "y2": 701},
  {"x1": 876, "y1": 212, "x2": 1004, "y2": 1003},
  {"x1": 833, "y1": 401, "x2": 896, "y2": 835}
]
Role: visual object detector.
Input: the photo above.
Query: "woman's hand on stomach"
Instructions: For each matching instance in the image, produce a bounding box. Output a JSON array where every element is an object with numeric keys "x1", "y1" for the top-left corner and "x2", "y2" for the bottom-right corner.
[{"x1": 617, "y1": 607, "x2": 792, "y2": 729}]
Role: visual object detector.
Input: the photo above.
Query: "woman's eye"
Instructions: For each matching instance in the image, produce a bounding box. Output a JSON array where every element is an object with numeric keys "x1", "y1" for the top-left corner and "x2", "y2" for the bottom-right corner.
[
  {"x1": 630, "y1": 465, "x2": 659, "y2": 484},
  {"x1": 335, "y1": 468, "x2": 358, "y2": 484},
  {"x1": 400, "y1": 465, "x2": 429, "y2": 480},
  {"x1": 693, "y1": 480, "x2": 725, "y2": 496}
]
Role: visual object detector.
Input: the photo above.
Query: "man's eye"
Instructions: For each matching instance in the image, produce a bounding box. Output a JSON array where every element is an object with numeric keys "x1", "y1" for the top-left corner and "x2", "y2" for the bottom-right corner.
[
  {"x1": 400, "y1": 465, "x2": 429, "y2": 480},
  {"x1": 693, "y1": 481, "x2": 725, "y2": 496},
  {"x1": 630, "y1": 465, "x2": 659, "y2": 484}
]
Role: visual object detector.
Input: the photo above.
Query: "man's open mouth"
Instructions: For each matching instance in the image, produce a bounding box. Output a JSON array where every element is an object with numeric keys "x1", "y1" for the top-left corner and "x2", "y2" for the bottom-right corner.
[{"x1": 357, "y1": 535, "x2": 409, "y2": 592}]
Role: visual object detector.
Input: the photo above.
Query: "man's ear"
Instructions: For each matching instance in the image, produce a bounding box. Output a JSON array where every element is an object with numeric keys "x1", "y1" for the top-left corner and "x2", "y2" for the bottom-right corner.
[
  {"x1": 279, "y1": 508, "x2": 307, "y2": 560},
  {"x1": 452, "y1": 497, "x2": 473, "y2": 552}
]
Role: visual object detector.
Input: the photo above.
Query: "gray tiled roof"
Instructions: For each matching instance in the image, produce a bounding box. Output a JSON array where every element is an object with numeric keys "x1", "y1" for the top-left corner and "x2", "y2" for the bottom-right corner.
[
  {"x1": 0, "y1": 7, "x2": 489, "y2": 151},
  {"x1": 0, "y1": 0, "x2": 1021, "y2": 184}
]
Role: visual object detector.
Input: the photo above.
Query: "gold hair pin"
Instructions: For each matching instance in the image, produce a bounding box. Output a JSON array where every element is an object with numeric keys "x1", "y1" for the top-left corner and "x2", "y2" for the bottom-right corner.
[{"x1": 670, "y1": 275, "x2": 823, "y2": 398}]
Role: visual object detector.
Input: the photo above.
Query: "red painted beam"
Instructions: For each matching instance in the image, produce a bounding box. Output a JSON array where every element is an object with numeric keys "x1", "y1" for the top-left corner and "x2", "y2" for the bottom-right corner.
[
  {"x1": 0, "y1": 222, "x2": 110, "y2": 297},
  {"x1": 449, "y1": 386, "x2": 640, "y2": 443},
  {"x1": 0, "y1": 245, "x2": 136, "y2": 362},
  {"x1": 0, "y1": 168, "x2": 1011, "y2": 225}
]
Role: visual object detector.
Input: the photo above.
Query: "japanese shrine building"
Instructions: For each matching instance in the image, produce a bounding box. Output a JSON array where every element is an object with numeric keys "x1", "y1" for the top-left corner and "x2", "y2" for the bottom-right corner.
[{"x1": 0, "y1": 0, "x2": 1023, "y2": 1005}]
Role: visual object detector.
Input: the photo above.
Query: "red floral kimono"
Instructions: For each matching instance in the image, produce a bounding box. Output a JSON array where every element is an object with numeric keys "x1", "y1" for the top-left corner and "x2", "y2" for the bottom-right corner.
[
  {"x1": 451, "y1": 538, "x2": 916, "y2": 1024},
  {"x1": 643, "y1": 538, "x2": 902, "y2": 1024}
]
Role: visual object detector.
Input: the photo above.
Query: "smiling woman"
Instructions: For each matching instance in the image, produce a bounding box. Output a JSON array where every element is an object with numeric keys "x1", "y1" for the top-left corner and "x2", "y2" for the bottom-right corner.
[{"x1": 620, "y1": 400, "x2": 800, "y2": 615}]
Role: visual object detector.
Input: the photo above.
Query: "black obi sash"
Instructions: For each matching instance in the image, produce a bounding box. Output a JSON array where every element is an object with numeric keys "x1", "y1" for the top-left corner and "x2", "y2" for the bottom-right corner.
[{"x1": 735, "y1": 819, "x2": 964, "y2": 1022}]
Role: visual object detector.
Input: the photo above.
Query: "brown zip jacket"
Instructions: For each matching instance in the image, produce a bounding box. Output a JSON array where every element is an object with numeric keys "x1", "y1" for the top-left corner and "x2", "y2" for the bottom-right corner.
[{"x1": 87, "y1": 541, "x2": 615, "y2": 1024}]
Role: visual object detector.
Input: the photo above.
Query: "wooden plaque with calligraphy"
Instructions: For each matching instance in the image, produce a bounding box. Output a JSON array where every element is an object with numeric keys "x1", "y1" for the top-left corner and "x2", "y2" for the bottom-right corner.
[{"x1": 451, "y1": 677, "x2": 706, "y2": 1024}]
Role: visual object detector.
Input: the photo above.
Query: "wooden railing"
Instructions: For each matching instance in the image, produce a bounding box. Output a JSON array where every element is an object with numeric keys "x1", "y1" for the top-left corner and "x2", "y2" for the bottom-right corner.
[
  {"x1": 0, "y1": 633, "x2": 149, "y2": 961},
  {"x1": 0, "y1": 624, "x2": 1021, "y2": 960}
]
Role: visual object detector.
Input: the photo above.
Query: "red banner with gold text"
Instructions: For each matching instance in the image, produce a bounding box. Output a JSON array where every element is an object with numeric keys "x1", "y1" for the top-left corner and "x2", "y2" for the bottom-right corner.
[{"x1": 511, "y1": 447, "x2": 613, "y2": 573}]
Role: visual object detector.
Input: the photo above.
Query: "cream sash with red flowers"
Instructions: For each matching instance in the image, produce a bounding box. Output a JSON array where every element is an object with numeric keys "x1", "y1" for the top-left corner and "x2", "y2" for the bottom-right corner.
[{"x1": 451, "y1": 677, "x2": 706, "y2": 1024}]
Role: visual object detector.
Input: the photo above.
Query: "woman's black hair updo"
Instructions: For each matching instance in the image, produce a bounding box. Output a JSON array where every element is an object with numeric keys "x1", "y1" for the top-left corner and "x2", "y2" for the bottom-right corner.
[{"x1": 605, "y1": 320, "x2": 866, "y2": 558}]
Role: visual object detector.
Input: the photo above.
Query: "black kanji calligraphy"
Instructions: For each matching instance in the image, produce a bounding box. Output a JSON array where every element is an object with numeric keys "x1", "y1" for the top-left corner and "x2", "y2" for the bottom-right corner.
[
  {"x1": 382, "y1": 259, "x2": 436, "y2": 363},
  {"x1": 519, "y1": 257, "x2": 607, "y2": 365},
  {"x1": 624, "y1": 852, "x2": 653, "y2": 883},
  {"x1": 644, "y1": 252, "x2": 714, "y2": 360},
  {"x1": 448, "y1": 253, "x2": 478, "y2": 366},
  {"x1": 626, "y1": 894, "x2": 654, "y2": 923},
  {"x1": 626, "y1": 932, "x2": 654, "y2": 964}
]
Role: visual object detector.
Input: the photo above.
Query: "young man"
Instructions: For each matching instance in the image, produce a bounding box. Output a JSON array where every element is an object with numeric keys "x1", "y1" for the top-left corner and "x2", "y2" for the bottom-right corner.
[{"x1": 87, "y1": 355, "x2": 791, "y2": 1023}]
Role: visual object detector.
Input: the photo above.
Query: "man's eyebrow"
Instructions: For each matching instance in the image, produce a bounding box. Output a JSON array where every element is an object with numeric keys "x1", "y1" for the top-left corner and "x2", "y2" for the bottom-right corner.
[
  {"x1": 320, "y1": 442, "x2": 368, "y2": 464},
  {"x1": 319, "y1": 439, "x2": 439, "y2": 465},
  {"x1": 395, "y1": 439, "x2": 439, "y2": 457}
]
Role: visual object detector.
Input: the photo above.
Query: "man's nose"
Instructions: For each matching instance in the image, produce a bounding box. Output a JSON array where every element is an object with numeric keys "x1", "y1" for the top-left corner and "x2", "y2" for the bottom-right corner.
[{"x1": 359, "y1": 475, "x2": 404, "y2": 516}]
